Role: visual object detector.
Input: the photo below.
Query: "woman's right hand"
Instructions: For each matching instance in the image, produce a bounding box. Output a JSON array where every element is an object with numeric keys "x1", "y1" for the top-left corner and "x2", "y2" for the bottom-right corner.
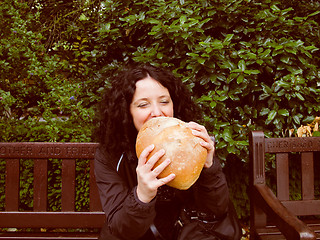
[{"x1": 136, "y1": 144, "x2": 176, "y2": 203}]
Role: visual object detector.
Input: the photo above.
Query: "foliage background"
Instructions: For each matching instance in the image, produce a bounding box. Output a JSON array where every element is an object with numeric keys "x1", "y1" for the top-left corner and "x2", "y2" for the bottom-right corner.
[{"x1": 1, "y1": 0, "x2": 320, "y2": 223}]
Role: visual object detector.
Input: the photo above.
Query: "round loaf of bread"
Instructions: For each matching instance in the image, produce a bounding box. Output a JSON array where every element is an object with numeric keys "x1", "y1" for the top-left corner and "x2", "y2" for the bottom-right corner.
[{"x1": 135, "y1": 117, "x2": 207, "y2": 190}]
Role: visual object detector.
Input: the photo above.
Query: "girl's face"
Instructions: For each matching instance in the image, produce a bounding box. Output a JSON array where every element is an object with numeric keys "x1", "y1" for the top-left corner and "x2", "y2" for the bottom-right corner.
[{"x1": 130, "y1": 76, "x2": 174, "y2": 131}]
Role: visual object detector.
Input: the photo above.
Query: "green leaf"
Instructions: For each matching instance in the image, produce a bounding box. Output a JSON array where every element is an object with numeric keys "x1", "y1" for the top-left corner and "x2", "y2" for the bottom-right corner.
[
  {"x1": 148, "y1": 19, "x2": 161, "y2": 24},
  {"x1": 259, "y1": 49, "x2": 271, "y2": 58},
  {"x1": 280, "y1": 56, "x2": 290, "y2": 64},
  {"x1": 214, "y1": 95, "x2": 228, "y2": 101},
  {"x1": 295, "y1": 92, "x2": 305, "y2": 101},
  {"x1": 211, "y1": 40, "x2": 223, "y2": 49},
  {"x1": 235, "y1": 141, "x2": 249, "y2": 146},
  {"x1": 186, "y1": 52, "x2": 199, "y2": 57},
  {"x1": 312, "y1": 131, "x2": 320, "y2": 137},
  {"x1": 270, "y1": 5, "x2": 281, "y2": 12},
  {"x1": 222, "y1": 129, "x2": 233, "y2": 142},
  {"x1": 223, "y1": 34, "x2": 234, "y2": 43},
  {"x1": 308, "y1": 10, "x2": 320, "y2": 17},
  {"x1": 278, "y1": 109, "x2": 289, "y2": 116},
  {"x1": 237, "y1": 74, "x2": 244, "y2": 84},
  {"x1": 244, "y1": 69, "x2": 260, "y2": 75},
  {"x1": 197, "y1": 58, "x2": 206, "y2": 64},
  {"x1": 260, "y1": 108, "x2": 270, "y2": 116},
  {"x1": 179, "y1": 15, "x2": 187, "y2": 25},
  {"x1": 293, "y1": 115, "x2": 301, "y2": 124},
  {"x1": 238, "y1": 60, "x2": 246, "y2": 71},
  {"x1": 198, "y1": 95, "x2": 212, "y2": 101},
  {"x1": 267, "y1": 110, "x2": 277, "y2": 121},
  {"x1": 210, "y1": 101, "x2": 217, "y2": 108},
  {"x1": 285, "y1": 47, "x2": 297, "y2": 55}
]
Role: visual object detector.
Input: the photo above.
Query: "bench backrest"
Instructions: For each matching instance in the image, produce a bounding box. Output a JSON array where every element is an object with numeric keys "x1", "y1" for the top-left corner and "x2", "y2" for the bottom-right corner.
[
  {"x1": 250, "y1": 131, "x2": 320, "y2": 217},
  {"x1": 0, "y1": 142, "x2": 105, "y2": 229}
]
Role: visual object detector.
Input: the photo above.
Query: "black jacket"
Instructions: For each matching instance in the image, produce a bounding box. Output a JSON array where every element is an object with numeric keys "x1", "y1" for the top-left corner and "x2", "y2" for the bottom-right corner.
[{"x1": 94, "y1": 149, "x2": 229, "y2": 240}]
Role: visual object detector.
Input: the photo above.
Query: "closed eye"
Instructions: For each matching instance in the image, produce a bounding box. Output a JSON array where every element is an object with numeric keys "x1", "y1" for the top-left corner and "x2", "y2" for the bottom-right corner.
[{"x1": 138, "y1": 102, "x2": 149, "y2": 108}]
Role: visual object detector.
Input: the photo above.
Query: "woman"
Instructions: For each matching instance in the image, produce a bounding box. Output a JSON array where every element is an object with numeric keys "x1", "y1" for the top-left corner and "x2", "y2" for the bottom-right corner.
[{"x1": 94, "y1": 64, "x2": 232, "y2": 240}]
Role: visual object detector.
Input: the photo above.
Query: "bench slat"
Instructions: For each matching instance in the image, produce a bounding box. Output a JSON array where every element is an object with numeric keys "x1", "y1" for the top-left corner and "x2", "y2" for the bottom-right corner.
[
  {"x1": 0, "y1": 142, "x2": 98, "y2": 159},
  {"x1": 265, "y1": 137, "x2": 320, "y2": 153},
  {"x1": 61, "y1": 159, "x2": 76, "y2": 211},
  {"x1": 276, "y1": 153, "x2": 289, "y2": 201},
  {"x1": 0, "y1": 212, "x2": 105, "y2": 228},
  {"x1": 34, "y1": 159, "x2": 48, "y2": 211},
  {"x1": 301, "y1": 152, "x2": 314, "y2": 200},
  {"x1": 0, "y1": 232, "x2": 100, "y2": 240},
  {"x1": 5, "y1": 159, "x2": 20, "y2": 211},
  {"x1": 282, "y1": 200, "x2": 320, "y2": 216},
  {"x1": 89, "y1": 159, "x2": 102, "y2": 211},
  {"x1": 256, "y1": 222, "x2": 320, "y2": 240}
]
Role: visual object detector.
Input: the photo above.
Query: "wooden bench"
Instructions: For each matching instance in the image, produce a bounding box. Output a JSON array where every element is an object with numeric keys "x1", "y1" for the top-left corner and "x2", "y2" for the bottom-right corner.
[
  {"x1": 249, "y1": 131, "x2": 320, "y2": 240},
  {"x1": 0, "y1": 142, "x2": 105, "y2": 239}
]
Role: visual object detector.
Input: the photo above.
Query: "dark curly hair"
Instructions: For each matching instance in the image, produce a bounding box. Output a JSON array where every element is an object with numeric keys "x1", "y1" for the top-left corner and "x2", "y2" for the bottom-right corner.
[{"x1": 96, "y1": 64, "x2": 201, "y2": 162}]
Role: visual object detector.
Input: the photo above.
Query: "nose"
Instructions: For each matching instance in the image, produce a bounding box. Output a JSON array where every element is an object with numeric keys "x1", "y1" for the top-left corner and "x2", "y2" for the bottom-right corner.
[{"x1": 151, "y1": 104, "x2": 163, "y2": 117}]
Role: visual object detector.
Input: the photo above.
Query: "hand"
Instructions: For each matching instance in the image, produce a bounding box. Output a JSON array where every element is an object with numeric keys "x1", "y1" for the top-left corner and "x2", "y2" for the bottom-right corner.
[
  {"x1": 136, "y1": 144, "x2": 176, "y2": 203},
  {"x1": 186, "y1": 122, "x2": 215, "y2": 168}
]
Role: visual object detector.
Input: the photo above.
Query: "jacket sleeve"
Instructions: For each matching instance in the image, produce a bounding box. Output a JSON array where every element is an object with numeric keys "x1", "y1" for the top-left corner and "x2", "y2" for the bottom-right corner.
[
  {"x1": 94, "y1": 149, "x2": 156, "y2": 239},
  {"x1": 194, "y1": 156, "x2": 230, "y2": 218}
]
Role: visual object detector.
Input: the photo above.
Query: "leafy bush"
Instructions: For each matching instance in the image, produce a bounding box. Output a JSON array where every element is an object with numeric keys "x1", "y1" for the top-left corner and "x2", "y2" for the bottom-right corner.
[{"x1": 1, "y1": 0, "x2": 319, "y2": 221}]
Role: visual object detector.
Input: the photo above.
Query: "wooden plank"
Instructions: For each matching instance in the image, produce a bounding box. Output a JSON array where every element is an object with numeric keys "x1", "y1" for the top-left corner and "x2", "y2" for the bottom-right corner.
[
  {"x1": 281, "y1": 200, "x2": 320, "y2": 216},
  {"x1": 0, "y1": 212, "x2": 105, "y2": 228},
  {"x1": 0, "y1": 232, "x2": 100, "y2": 240},
  {"x1": 250, "y1": 131, "x2": 266, "y2": 185},
  {"x1": 61, "y1": 159, "x2": 76, "y2": 211},
  {"x1": 89, "y1": 159, "x2": 102, "y2": 211},
  {"x1": 256, "y1": 225, "x2": 286, "y2": 240},
  {"x1": 276, "y1": 153, "x2": 289, "y2": 201},
  {"x1": 257, "y1": 222, "x2": 320, "y2": 240},
  {"x1": 265, "y1": 137, "x2": 320, "y2": 153},
  {"x1": 0, "y1": 143, "x2": 98, "y2": 159},
  {"x1": 5, "y1": 159, "x2": 19, "y2": 211},
  {"x1": 33, "y1": 159, "x2": 48, "y2": 211},
  {"x1": 249, "y1": 131, "x2": 268, "y2": 230},
  {"x1": 301, "y1": 152, "x2": 314, "y2": 200}
]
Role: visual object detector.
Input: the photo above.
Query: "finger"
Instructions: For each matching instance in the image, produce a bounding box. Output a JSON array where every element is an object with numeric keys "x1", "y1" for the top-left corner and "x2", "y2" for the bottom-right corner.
[
  {"x1": 188, "y1": 125, "x2": 214, "y2": 151},
  {"x1": 187, "y1": 121, "x2": 208, "y2": 132},
  {"x1": 152, "y1": 158, "x2": 171, "y2": 177},
  {"x1": 138, "y1": 144, "x2": 154, "y2": 167},
  {"x1": 144, "y1": 148, "x2": 165, "y2": 170},
  {"x1": 200, "y1": 140, "x2": 215, "y2": 152},
  {"x1": 191, "y1": 128, "x2": 212, "y2": 144},
  {"x1": 186, "y1": 121, "x2": 215, "y2": 153},
  {"x1": 186, "y1": 121, "x2": 203, "y2": 131},
  {"x1": 156, "y1": 173, "x2": 176, "y2": 187}
]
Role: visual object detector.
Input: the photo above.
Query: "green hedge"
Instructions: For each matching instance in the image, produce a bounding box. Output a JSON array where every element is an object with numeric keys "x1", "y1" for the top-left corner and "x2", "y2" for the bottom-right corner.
[{"x1": 1, "y1": 0, "x2": 319, "y2": 221}]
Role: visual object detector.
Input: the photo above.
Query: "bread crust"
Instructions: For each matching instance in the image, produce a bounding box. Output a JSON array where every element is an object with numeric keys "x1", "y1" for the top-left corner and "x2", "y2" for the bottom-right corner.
[{"x1": 136, "y1": 117, "x2": 207, "y2": 190}]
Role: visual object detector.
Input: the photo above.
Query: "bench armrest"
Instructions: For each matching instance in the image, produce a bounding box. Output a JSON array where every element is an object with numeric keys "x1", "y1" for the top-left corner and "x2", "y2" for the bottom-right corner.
[{"x1": 252, "y1": 184, "x2": 316, "y2": 240}]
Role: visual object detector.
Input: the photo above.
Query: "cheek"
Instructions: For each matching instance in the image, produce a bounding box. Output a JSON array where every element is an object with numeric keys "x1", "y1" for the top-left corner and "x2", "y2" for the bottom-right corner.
[
  {"x1": 166, "y1": 109, "x2": 174, "y2": 117},
  {"x1": 166, "y1": 104, "x2": 174, "y2": 117},
  {"x1": 132, "y1": 110, "x2": 150, "y2": 131}
]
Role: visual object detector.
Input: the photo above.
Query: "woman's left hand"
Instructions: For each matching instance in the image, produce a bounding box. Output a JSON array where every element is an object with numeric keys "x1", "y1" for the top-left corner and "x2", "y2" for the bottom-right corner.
[{"x1": 186, "y1": 122, "x2": 215, "y2": 168}]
